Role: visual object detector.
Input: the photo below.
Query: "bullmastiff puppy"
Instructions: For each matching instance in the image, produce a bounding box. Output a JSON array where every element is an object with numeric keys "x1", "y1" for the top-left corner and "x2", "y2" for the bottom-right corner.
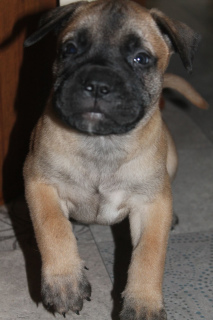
[{"x1": 23, "y1": 0, "x2": 201, "y2": 318}]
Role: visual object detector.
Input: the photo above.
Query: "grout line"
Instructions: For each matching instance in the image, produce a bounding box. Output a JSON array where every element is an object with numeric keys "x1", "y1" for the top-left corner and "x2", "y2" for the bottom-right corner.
[{"x1": 89, "y1": 225, "x2": 114, "y2": 284}]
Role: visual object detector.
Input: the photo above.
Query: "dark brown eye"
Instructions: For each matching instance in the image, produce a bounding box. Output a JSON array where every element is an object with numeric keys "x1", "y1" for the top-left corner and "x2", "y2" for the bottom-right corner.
[
  {"x1": 134, "y1": 52, "x2": 150, "y2": 65},
  {"x1": 64, "y1": 43, "x2": 78, "y2": 55}
]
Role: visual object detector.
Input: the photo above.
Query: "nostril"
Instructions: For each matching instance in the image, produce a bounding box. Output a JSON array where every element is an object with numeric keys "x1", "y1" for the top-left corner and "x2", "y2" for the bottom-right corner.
[
  {"x1": 100, "y1": 85, "x2": 109, "y2": 95},
  {"x1": 85, "y1": 84, "x2": 94, "y2": 92},
  {"x1": 84, "y1": 83, "x2": 110, "y2": 95}
]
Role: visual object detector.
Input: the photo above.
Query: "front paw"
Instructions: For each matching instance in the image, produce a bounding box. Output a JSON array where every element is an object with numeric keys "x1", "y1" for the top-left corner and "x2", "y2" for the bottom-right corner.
[
  {"x1": 120, "y1": 299, "x2": 167, "y2": 320},
  {"x1": 42, "y1": 266, "x2": 91, "y2": 315}
]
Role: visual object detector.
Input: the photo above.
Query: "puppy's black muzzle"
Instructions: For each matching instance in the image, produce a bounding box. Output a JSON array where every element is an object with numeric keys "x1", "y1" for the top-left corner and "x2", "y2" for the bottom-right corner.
[{"x1": 54, "y1": 65, "x2": 145, "y2": 135}]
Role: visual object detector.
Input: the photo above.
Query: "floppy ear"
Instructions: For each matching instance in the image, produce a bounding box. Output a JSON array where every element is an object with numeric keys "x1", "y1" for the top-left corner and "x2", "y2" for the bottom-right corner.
[
  {"x1": 150, "y1": 9, "x2": 201, "y2": 73},
  {"x1": 24, "y1": 1, "x2": 86, "y2": 47}
]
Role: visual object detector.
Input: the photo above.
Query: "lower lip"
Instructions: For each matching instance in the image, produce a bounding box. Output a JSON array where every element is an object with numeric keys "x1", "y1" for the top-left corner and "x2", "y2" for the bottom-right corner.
[{"x1": 81, "y1": 112, "x2": 106, "y2": 121}]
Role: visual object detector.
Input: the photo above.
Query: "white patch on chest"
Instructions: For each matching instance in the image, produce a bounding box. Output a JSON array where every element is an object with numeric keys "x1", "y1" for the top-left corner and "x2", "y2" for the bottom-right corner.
[{"x1": 97, "y1": 190, "x2": 129, "y2": 224}]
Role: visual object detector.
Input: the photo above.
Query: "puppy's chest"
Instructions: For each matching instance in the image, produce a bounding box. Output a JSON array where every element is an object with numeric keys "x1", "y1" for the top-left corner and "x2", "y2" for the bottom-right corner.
[
  {"x1": 52, "y1": 151, "x2": 159, "y2": 225},
  {"x1": 56, "y1": 159, "x2": 131, "y2": 224}
]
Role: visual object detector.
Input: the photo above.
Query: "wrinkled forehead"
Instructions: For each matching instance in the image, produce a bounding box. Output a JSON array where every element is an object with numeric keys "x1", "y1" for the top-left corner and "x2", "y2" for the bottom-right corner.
[{"x1": 60, "y1": 0, "x2": 168, "y2": 57}]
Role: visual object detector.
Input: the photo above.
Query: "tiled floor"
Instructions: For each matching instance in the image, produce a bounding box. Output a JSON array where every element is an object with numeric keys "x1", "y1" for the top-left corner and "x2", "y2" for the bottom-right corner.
[{"x1": 0, "y1": 0, "x2": 213, "y2": 319}]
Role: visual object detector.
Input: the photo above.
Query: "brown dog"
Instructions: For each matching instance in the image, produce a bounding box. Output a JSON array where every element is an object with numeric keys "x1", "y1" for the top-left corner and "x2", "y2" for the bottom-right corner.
[{"x1": 23, "y1": 0, "x2": 201, "y2": 319}]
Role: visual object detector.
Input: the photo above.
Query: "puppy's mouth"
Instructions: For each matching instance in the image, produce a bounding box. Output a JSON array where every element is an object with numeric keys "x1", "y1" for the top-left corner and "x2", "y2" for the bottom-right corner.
[
  {"x1": 54, "y1": 98, "x2": 145, "y2": 135},
  {"x1": 80, "y1": 111, "x2": 107, "y2": 121},
  {"x1": 71, "y1": 109, "x2": 145, "y2": 135},
  {"x1": 71, "y1": 110, "x2": 117, "y2": 135},
  {"x1": 73, "y1": 108, "x2": 117, "y2": 125}
]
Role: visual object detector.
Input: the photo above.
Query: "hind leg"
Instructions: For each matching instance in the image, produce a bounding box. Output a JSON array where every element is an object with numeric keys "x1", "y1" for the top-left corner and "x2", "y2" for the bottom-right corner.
[
  {"x1": 164, "y1": 123, "x2": 178, "y2": 182},
  {"x1": 171, "y1": 212, "x2": 179, "y2": 230},
  {"x1": 164, "y1": 123, "x2": 179, "y2": 229}
]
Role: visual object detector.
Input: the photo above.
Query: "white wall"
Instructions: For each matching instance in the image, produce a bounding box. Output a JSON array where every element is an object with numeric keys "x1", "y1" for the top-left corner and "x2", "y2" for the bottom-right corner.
[
  {"x1": 60, "y1": 0, "x2": 77, "y2": 5},
  {"x1": 60, "y1": 0, "x2": 94, "y2": 5}
]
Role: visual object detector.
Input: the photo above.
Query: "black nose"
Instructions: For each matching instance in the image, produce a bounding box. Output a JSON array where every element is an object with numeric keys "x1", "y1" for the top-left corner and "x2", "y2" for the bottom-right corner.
[{"x1": 80, "y1": 67, "x2": 114, "y2": 98}]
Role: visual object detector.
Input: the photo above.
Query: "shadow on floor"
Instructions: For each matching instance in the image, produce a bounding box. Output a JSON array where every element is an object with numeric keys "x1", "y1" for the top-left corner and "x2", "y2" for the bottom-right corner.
[
  {"x1": 110, "y1": 219, "x2": 132, "y2": 320},
  {"x1": 7, "y1": 197, "x2": 43, "y2": 306}
]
